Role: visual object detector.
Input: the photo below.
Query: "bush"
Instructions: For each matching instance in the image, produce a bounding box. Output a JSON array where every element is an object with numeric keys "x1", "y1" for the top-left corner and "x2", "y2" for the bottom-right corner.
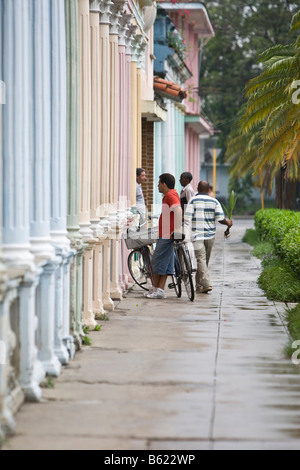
[
  {"x1": 243, "y1": 228, "x2": 274, "y2": 259},
  {"x1": 258, "y1": 257, "x2": 300, "y2": 302},
  {"x1": 254, "y1": 209, "x2": 300, "y2": 277}
]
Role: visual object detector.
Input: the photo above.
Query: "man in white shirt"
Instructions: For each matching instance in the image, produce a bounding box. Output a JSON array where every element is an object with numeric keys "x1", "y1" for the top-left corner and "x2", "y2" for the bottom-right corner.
[
  {"x1": 180, "y1": 172, "x2": 195, "y2": 212},
  {"x1": 184, "y1": 181, "x2": 233, "y2": 294},
  {"x1": 136, "y1": 168, "x2": 147, "y2": 224}
]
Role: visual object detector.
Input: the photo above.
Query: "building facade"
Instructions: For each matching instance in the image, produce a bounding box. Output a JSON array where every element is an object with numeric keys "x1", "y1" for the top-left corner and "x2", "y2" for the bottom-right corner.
[
  {"x1": 0, "y1": 0, "x2": 215, "y2": 441},
  {"x1": 0, "y1": 0, "x2": 159, "y2": 440},
  {"x1": 150, "y1": 1, "x2": 214, "y2": 212}
]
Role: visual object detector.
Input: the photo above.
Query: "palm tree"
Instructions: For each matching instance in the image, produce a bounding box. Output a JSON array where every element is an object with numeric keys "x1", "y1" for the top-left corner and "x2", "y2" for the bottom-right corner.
[{"x1": 226, "y1": 10, "x2": 300, "y2": 205}]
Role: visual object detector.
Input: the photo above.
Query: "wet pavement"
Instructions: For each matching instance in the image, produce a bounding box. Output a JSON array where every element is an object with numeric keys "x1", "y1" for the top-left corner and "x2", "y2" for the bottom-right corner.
[{"x1": 3, "y1": 218, "x2": 300, "y2": 450}]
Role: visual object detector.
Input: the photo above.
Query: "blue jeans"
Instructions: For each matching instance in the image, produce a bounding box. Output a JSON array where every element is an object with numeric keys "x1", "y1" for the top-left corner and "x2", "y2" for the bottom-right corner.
[{"x1": 151, "y1": 238, "x2": 175, "y2": 275}]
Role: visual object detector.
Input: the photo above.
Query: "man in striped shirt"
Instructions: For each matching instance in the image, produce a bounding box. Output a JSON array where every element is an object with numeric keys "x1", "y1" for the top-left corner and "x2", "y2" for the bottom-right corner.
[{"x1": 184, "y1": 181, "x2": 233, "y2": 294}]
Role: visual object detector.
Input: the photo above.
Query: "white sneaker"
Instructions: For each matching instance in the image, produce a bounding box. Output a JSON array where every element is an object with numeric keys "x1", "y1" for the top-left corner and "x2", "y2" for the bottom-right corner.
[
  {"x1": 143, "y1": 287, "x2": 157, "y2": 297},
  {"x1": 146, "y1": 288, "x2": 166, "y2": 299}
]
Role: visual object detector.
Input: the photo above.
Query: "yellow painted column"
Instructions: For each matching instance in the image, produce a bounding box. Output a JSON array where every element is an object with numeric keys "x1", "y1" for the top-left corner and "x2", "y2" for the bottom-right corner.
[
  {"x1": 136, "y1": 66, "x2": 142, "y2": 168},
  {"x1": 213, "y1": 148, "x2": 217, "y2": 197}
]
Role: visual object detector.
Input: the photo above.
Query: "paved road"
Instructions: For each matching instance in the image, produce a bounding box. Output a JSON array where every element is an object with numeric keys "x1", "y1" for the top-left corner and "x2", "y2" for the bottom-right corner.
[{"x1": 3, "y1": 218, "x2": 300, "y2": 450}]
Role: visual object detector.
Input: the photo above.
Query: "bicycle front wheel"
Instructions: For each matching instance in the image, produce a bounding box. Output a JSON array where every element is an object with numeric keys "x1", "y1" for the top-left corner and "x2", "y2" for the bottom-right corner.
[
  {"x1": 128, "y1": 248, "x2": 153, "y2": 291},
  {"x1": 178, "y1": 246, "x2": 195, "y2": 302},
  {"x1": 172, "y1": 256, "x2": 182, "y2": 298}
]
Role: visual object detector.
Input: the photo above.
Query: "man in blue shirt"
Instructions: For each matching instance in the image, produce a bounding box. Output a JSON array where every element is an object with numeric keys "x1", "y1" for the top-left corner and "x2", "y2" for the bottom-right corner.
[{"x1": 184, "y1": 181, "x2": 232, "y2": 294}]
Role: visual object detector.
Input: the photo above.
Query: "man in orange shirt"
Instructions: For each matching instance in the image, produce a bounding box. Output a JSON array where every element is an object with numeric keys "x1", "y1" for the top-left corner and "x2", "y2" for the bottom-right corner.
[{"x1": 146, "y1": 174, "x2": 182, "y2": 299}]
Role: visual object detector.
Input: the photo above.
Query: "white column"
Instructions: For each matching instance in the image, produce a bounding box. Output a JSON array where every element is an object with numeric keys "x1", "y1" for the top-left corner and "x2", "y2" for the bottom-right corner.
[
  {"x1": 19, "y1": 271, "x2": 45, "y2": 402},
  {"x1": 36, "y1": 260, "x2": 62, "y2": 376},
  {"x1": 63, "y1": 254, "x2": 76, "y2": 359},
  {"x1": 100, "y1": 0, "x2": 114, "y2": 311},
  {"x1": 1, "y1": 0, "x2": 44, "y2": 403},
  {"x1": 82, "y1": 244, "x2": 96, "y2": 327},
  {"x1": 1, "y1": 0, "x2": 34, "y2": 267},
  {"x1": 109, "y1": 2, "x2": 123, "y2": 301},
  {"x1": 0, "y1": 282, "x2": 23, "y2": 436}
]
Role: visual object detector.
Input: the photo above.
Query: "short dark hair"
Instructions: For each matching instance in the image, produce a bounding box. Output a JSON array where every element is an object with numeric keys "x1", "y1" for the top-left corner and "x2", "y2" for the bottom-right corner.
[
  {"x1": 137, "y1": 168, "x2": 146, "y2": 176},
  {"x1": 159, "y1": 173, "x2": 175, "y2": 190},
  {"x1": 181, "y1": 172, "x2": 193, "y2": 183}
]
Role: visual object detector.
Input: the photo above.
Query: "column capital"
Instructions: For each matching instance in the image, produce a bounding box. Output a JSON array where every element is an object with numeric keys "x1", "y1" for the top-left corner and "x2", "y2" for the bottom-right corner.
[
  {"x1": 136, "y1": 34, "x2": 147, "y2": 69},
  {"x1": 126, "y1": 23, "x2": 138, "y2": 56},
  {"x1": 118, "y1": 14, "x2": 132, "y2": 47},
  {"x1": 131, "y1": 32, "x2": 146, "y2": 65},
  {"x1": 99, "y1": 0, "x2": 113, "y2": 25},
  {"x1": 89, "y1": 0, "x2": 101, "y2": 13},
  {"x1": 110, "y1": 0, "x2": 128, "y2": 35}
]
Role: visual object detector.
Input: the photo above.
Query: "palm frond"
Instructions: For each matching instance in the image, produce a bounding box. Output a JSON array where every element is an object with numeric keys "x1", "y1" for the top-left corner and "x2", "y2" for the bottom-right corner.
[{"x1": 290, "y1": 10, "x2": 300, "y2": 33}]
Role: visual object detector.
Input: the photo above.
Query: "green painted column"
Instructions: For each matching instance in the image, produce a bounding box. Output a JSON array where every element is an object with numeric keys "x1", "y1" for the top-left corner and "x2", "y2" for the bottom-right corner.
[
  {"x1": 174, "y1": 106, "x2": 185, "y2": 195},
  {"x1": 65, "y1": 0, "x2": 80, "y2": 237}
]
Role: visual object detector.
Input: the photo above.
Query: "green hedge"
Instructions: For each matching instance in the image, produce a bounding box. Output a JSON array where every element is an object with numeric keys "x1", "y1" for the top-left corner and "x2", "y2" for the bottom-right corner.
[{"x1": 255, "y1": 209, "x2": 300, "y2": 278}]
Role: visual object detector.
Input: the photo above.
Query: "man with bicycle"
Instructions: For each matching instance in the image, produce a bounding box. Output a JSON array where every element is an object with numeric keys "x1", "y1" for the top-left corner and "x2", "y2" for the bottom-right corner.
[
  {"x1": 184, "y1": 181, "x2": 233, "y2": 294},
  {"x1": 146, "y1": 173, "x2": 182, "y2": 299}
]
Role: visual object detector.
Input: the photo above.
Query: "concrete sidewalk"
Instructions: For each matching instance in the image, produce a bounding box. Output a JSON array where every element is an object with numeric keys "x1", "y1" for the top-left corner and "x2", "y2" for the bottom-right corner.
[{"x1": 3, "y1": 218, "x2": 300, "y2": 450}]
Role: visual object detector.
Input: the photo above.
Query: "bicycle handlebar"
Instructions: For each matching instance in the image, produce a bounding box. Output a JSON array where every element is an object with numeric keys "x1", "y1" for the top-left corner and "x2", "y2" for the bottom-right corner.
[{"x1": 171, "y1": 232, "x2": 185, "y2": 242}]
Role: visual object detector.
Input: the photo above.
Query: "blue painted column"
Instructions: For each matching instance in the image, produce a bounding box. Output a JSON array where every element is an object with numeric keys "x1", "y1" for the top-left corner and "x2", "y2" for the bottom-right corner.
[
  {"x1": 49, "y1": 0, "x2": 75, "y2": 363},
  {"x1": 29, "y1": 0, "x2": 54, "y2": 261},
  {"x1": 28, "y1": 0, "x2": 64, "y2": 378}
]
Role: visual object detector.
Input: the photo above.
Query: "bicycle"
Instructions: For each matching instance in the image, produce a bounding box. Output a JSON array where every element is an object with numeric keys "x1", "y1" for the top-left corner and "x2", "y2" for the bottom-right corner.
[
  {"x1": 168, "y1": 236, "x2": 195, "y2": 302},
  {"x1": 127, "y1": 244, "x2": 154, "y2": 291},
  {"x1": 127, "y1": 228, "x2": 195, "y2": 302},
  {"x1": 126, "y1": 221, "x2": 156, "y2": 291}
]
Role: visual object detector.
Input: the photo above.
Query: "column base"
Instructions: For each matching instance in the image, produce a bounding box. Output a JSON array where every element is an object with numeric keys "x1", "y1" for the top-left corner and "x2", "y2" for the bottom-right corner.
[
  {"x1": 22, "y1": 382, "x2": 43, "y2": 403},
  {"x1": 110, "y1": 286, "x2": 123, "y2": 301},
  {"x1": 54, "y1": 345, "x2": 69, "y2": 366},
  {"x1": 103, "y1": 296, "x2": 115, "y2": 311},
  {"x1": 40, "y1": 355, "x2": 62, "y2": 377},
  {"x1": 64, "y1": 335, "x2": 75, "y2": 360},
  {"x1": 72, "y1": 332, "x2": 83, "y2": 352},
  {"x1": 0, "y1": 408, "x2": 16, "y2": 437},
  {"x1": 94, "y1": 306, "x2": 105, "y2": 317},
  {"x1": 82, "y1": 315, "x2": 97, "y2": 330}
]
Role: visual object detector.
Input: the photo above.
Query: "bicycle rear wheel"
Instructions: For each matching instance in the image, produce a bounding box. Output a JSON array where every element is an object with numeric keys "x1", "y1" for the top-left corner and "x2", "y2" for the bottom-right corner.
[
  {"x1": 178, "y1": 246, "x2": 195, "y2": 302},
  {"x1": 128, "y1": 247, "x2": 153, "y2": 291}
]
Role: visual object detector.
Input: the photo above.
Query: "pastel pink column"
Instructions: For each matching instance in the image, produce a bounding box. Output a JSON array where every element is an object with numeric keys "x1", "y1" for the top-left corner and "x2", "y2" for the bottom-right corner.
[{"x1": 118, "y1": 15, "x2": 131, "y2": 290}]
